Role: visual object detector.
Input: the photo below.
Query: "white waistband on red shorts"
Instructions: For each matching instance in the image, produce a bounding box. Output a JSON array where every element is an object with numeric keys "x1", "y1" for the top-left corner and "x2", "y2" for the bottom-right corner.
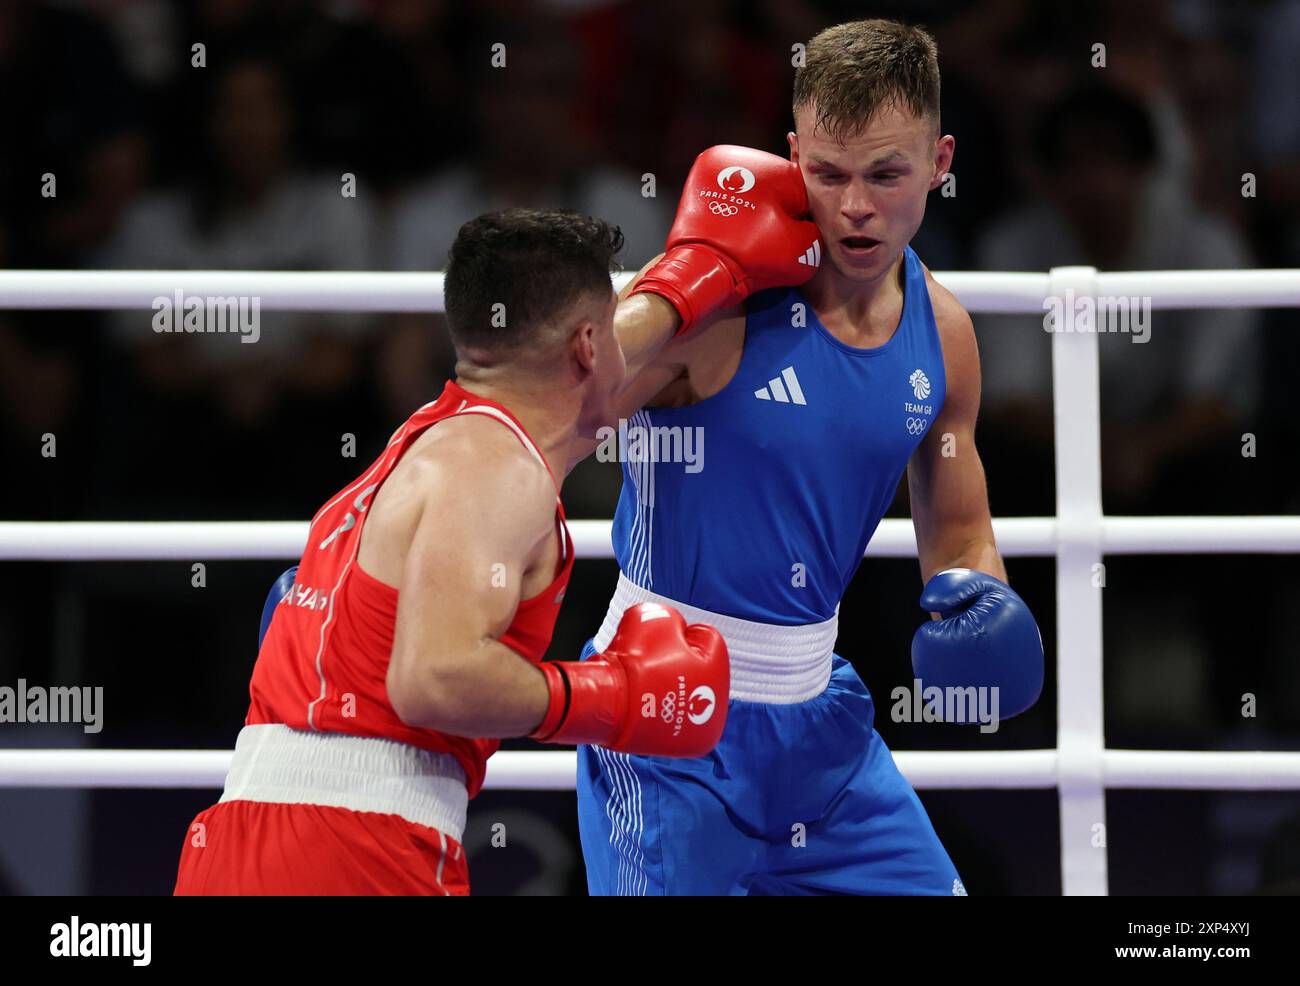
[
  {"x1": 220, "y1": 723, "x2": 468, "y2": 842},
  {"x1": 593, "y1": 572, "x2": 838, "y2": 704}
]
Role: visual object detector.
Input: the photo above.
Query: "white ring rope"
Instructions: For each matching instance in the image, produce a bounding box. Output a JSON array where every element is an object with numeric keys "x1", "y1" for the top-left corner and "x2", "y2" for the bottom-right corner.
[
  {"x1": 0, "y1": 267, "x2": 1296, "y2": 312},
  {"x1": 3, "y1": 749, "x2": 1296, "y2": 791},
  {"x1": 2, "y1": 266, "x2": 1298, "y2": 896},
  {"x1": 3, "y1": 516, "x2": 1300, "y2": 561}
]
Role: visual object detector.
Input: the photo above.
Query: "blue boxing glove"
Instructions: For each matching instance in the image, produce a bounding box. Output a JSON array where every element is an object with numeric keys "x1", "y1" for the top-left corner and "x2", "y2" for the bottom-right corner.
[
  {"x1": 911, "y1": 568, "x2": 1043, "y2": 721},
  {"x1": 259, "y1": 566, "x2": 299, "y2": 649}
]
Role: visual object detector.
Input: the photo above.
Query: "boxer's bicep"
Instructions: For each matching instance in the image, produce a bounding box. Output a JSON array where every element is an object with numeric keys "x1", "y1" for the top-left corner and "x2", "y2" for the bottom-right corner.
[
  {"x1": 387, "y1": 437, "x2": 553, "y2": 723},
  {"x1": 908, "y1": 303, "x2": 997, "y2": 580}
]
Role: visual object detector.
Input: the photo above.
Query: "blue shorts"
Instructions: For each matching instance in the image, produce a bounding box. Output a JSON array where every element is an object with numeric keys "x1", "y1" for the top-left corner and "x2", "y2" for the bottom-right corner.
[{"x1": 576, "y1": 647, "x2": 964, "y2": 896}]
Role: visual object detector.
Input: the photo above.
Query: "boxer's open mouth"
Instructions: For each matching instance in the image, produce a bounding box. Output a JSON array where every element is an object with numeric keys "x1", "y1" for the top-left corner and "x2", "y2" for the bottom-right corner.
[{"x1": 840, "y1": 236, "x2": 882, "y2": 258}]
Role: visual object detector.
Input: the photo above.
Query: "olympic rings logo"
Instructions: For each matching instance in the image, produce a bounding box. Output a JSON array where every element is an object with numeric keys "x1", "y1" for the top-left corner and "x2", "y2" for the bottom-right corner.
[
  {"x1": 709, "y1": 202, "x2": 739, "y2": 217},
  {"x1": 660, "y1": 692, "x2": 677, "y2": 722},
  {"x1": 906, "y1": 417, "x2": 928, "y2": 435}
]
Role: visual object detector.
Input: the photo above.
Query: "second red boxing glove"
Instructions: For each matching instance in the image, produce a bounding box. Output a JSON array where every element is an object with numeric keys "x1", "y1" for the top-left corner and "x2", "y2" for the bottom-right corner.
[{"x1": 530, "y1": 602, "x2": 729, "y2": 758}]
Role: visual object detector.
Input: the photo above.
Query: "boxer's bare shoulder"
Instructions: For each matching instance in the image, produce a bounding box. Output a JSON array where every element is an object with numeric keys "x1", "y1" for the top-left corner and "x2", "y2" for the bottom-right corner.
[
  {"x1": 922, "y1": 267, "x2": 974, "y2": 336},
  {"x1": 358, "y1": 414, "x2": 557, "y2": 591},
  {"x1": 921, "y1": 264, "x2": 980, "y2": 407}
]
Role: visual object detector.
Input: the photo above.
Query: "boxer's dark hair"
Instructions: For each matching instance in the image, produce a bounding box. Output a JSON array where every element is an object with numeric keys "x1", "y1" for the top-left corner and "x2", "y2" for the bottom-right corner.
[
  {"x1": 793, "y1": 19, "x2": 940, "y2": 142},
  {"x1": 445, "y1": 209, "x2": 623, "y2": 355}
]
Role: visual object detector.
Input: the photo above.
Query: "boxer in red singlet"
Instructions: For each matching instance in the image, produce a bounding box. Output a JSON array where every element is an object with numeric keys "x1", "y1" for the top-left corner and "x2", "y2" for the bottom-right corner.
[{"x1": 175, "y1": 162, "x2": 819, "y2": 895}]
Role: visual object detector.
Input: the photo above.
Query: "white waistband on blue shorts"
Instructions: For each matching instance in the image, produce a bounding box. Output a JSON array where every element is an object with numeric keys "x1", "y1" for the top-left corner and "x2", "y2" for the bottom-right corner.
[
  {"x1": 594, "y1": 572, "x2": 837, "y2": 704},
  {"x1": 220, "y1": 723, "x2": 468, "y2": 842}
]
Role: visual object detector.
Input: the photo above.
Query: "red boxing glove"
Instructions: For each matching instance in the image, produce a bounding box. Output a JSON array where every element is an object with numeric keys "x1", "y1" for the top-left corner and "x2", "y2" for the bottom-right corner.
[
  {"x1": 631, "y1": 145, "x2": 822, "y2": 335},
  {"x1": 530, "y1": 602, "x2": 729, "y2": 758}
]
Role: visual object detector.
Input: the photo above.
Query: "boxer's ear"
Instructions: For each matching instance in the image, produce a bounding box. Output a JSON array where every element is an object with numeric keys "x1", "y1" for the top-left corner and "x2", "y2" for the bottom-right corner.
[
  {"x1": 569, "y1": 319, "x2": 597, "y2": 376},
  {"x1": 930, "y1": 134, "x2": 955, "y2": 190}
]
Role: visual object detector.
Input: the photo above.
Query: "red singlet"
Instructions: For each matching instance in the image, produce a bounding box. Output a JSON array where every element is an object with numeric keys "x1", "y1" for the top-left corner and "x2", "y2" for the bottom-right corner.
[
  {"x1": 174, "y1": 380, "x2": 573, "y2": 896},
  {"x1": 247, "y1": 378, "x2": 574, "y2": 796}
]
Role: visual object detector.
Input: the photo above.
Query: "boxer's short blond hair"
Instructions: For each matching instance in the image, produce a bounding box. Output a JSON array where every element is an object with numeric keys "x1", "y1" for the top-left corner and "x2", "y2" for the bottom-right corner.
[{"x1": 793, "y1": 19, "x2": 940, "y2": 142}]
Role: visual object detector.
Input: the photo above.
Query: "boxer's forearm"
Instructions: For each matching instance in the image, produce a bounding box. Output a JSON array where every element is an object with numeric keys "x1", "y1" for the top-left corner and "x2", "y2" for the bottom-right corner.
[
  {"x1": 563, "y1": 289, "x2": 685, "y2": 471},
  {"x1": 919, "y1": 534, "x2": 1006, "y2": 587},
  {"x1": 614, "y1": 286, "x2": 681, "y2": 378},
  {"x1": 388, "y1": 639, "x2": 550, "y2": 737}
]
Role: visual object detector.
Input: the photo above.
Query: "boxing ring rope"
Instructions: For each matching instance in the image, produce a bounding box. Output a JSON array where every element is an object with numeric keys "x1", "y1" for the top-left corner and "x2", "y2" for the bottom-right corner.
[
  {"x1": 2, "y1": 265, "x2": 1299, "y2": 897},
  {"x1": 3, "y1": 748, "x2": 1298, "y2": 790},
  {"x1": 2, "y1": 267, "x2": 1300, "y2": 310},
  {"x1": 3, "y1": 516, "x2": 1300, "y2": 560}
]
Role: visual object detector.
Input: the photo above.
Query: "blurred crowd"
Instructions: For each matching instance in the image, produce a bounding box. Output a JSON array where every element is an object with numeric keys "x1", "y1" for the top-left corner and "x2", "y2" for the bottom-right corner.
[
  {"x1": 0, "y1": 0, "x2": 1295, "y2": 515},
  {"x1": 0, "y1": 0, "x2": 1298, "y2": 895}
]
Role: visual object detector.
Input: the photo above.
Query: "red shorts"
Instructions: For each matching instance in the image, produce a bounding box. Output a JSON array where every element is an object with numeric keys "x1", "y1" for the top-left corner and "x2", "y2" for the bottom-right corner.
[{"x1": 174, "y1": 800, "x2": 469, "y2": 896}]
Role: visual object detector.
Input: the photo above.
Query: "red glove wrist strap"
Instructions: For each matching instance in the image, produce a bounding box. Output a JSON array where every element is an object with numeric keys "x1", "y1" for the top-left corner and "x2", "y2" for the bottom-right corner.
[
  {"x1": 530, "y1": 662, "x2": 571, "y2": 742},
  {"x1": 529, "y1": 658, "x2": 626, "y2": 746},
  {"x1": 630, "y1": 245, "x2": 740, "y2": 336}
]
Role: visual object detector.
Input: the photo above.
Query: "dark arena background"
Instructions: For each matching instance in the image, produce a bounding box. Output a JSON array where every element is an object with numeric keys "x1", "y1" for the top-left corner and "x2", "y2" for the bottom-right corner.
[{"x1": 1, "y1": 0, "x2": 1298, "y2": 899}]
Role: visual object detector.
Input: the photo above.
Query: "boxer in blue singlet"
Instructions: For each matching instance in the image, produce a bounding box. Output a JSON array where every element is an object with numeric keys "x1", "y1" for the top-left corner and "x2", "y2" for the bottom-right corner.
[{"x1": 576, "y1": 18, "x2": 1043, "y2": 895}]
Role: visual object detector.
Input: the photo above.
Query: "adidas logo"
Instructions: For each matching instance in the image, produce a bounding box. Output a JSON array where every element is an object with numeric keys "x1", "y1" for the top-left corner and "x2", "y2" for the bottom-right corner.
[
  {"x1": 754, "y1": 366, "x2": 807, "y2": 405},
  {"x1": 797, "y1": 240, "x2": 822, "y2": 267}
]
